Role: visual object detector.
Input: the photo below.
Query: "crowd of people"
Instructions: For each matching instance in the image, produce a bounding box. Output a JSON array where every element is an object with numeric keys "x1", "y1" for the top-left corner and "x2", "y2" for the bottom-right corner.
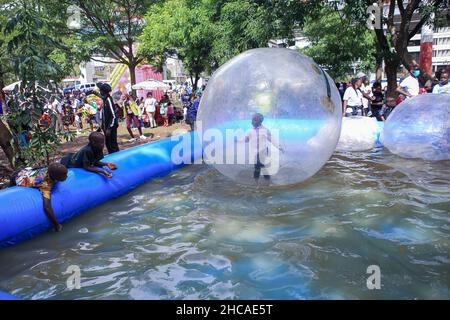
[
  {"x1": 338, "y1": 67, "x2": 449, "y2": 121},
  {"x1": 0, "y1": 81, "x2": 204, "y2": 146}
]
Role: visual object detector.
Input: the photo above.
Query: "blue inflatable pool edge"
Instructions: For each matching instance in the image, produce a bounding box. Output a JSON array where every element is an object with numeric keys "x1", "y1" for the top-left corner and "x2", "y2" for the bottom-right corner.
[
  {"x1": 0, "y1": 131, "x2": 203, "y2": 248},
  {"x1": 0, "y1": 290, "x2": 20, "y2": 300}
]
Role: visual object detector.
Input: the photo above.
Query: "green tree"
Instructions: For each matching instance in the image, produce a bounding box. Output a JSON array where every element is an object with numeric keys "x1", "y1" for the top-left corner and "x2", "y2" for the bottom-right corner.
[
  {"x1": 67, "y1": 0, "x2": 156, "y2": 94},
  {"x1": 0, "y1": 0, "x2": 18, "y2": 166},
  {"x1": 301, "y1": 7, "x2": 376, "y2": 80},
  {"x1": 2, "y1": 0, "x2": 73, "y2": 167},
  {"x1": 140, "y1": 0, "x2": 319, "y2": 89},
  {"x1": 211, "y1": 0, "x2": 321, "y2": 66},
  {"x1": 341, "y1": 0, "x2": 450, "y2": 94},
  {"x1": 140, "y1": 0, "x2": 215, "y2": 90}
]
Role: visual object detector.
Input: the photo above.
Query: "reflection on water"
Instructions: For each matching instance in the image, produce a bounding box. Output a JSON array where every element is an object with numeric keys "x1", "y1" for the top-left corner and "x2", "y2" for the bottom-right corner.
[{"x1": 0, "y1": 147, "x2": 449, "y2": 299}]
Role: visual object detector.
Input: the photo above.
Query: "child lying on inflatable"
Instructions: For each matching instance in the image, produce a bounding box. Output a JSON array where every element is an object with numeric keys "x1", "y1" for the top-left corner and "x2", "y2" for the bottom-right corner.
[
  {"x1": 61, "y1": 132, "x2": 117, "y2": 178},
  {"x1": 9, "y1": 163, "x2": 68, "y2": 232}
]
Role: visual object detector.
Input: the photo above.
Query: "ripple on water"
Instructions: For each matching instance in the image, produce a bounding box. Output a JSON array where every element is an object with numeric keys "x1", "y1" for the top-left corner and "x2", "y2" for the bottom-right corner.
[{"x1": 0, "y1": 150, "x2": 449, "y2": 299}]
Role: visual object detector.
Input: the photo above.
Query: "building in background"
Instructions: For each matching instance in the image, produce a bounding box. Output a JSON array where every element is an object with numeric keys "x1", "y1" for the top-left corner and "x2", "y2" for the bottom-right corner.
[{"x1": 408, "y1": 26, "x2": 450, "y2": 73}]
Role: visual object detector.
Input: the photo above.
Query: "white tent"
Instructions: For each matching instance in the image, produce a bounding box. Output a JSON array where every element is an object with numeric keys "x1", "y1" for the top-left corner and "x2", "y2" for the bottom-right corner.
[
  {"x1": 132, "y1": 79, "x2": 170, "y2": 91},
  {"x1": 2, "y1": 81, "x2": 21, "y2": 92},
  {"x1": 2, "y1": 81, "x2": 52, "y2": 92}
]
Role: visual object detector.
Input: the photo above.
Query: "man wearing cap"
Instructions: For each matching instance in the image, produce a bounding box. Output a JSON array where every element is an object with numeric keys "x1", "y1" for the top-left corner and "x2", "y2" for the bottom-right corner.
[
  {"x1": 342, "y1": 77, "x2": 364, "y2": 117},
  {"x1": 87, "y1": 83, "x2": 119, "y2": 153}
]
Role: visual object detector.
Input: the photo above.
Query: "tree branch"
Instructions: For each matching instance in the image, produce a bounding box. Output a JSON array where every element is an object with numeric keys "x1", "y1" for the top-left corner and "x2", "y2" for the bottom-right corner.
[
  {"x1": 90, "y1": 57, "x2": 124, "y2": 64},
  {"x1": 407, "y1": 0, "x2": 443, "y2": 40},
  {"x1": 398, "y1": 0, "x2": 405, "y2": 18},
  {"x1": 387, "y1": 0, "x2": 397, "y2": 40}
]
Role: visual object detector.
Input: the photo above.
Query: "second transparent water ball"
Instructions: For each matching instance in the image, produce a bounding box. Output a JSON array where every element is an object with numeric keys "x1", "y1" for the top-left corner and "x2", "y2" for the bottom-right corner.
[
  {"x1": 196, "y1": 48, "x2": 342, "y2": 186},
  {"x1": 381, "y1": 94, "x2": 450, "y2": 161}
]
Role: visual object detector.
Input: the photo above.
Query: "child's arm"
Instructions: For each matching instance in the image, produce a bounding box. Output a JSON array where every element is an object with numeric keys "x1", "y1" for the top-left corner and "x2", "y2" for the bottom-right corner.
[
  {"x1": 83, "y1": 165, "x2": 113, "y2": 178},
  {"x1": 43, "y1": 198, "x2": 62, "y2": 231},
  {"x1": 39, "y1": 187, "x2": 62, "y2": 231},
  {"x1": 267, "y1": 130, "x2": 284, "y2": 152},
  {"x1": 95, "y1": 161, "x2": 117, "y2": 170}
]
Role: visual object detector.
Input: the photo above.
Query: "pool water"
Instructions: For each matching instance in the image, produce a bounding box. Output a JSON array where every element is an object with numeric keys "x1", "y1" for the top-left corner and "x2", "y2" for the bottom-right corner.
[{"x1": 0, "y1": 148, "x2": 449, "y2": 299}]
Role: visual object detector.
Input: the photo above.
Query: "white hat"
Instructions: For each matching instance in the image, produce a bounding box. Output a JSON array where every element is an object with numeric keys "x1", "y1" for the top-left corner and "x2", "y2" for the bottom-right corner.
[{"x1": 356, "y1": 72, "x2": 367, "y2": 79}]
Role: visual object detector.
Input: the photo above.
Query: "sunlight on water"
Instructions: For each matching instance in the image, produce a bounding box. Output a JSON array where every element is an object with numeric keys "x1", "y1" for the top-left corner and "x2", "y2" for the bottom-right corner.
[{"x1": 0, "y1": 148, "x2": 449, "y2": 299}]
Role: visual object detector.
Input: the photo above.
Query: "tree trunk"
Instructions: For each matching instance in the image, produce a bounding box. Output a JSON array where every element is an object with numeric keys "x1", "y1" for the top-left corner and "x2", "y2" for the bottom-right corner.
[
  {"x1": 193, "y1": 74, "x2": 199, "y2": 92},
  {"x1": 385, "y1": 59, "x2": 399, "y2": 97},
  {"x1": 0, "y1": 74, "x2": 6, "y2": 107},
  {"x1": 374, "y1": 40, "x2": 384, "y2": 82},
  {"x1": 129, "y1": 61, "x2": 137, "y2": 98},
  {"x1": 0, "y1": 120, "x2": 14, "y2": 168},
  {"x1": 375, "y1": 57, "x2": 383, "y2": 82},
  {"x1": 190, "y1": 75, "x2": 194, "y2": 90}
]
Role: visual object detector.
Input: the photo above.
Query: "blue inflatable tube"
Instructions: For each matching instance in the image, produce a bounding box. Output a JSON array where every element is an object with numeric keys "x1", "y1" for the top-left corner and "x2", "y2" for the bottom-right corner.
[
  {"x1": 0, "y1": 132, "x2": 202, "y2": 248},
  {"x1": 0, "y1": 290, "x2": 20, "y2": 300}
]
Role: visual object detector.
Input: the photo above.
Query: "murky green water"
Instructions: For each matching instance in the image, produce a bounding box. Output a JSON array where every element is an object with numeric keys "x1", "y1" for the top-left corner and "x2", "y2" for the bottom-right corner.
[{"x1": 0, "y1": 148, "x2": 449, "y2": 299}]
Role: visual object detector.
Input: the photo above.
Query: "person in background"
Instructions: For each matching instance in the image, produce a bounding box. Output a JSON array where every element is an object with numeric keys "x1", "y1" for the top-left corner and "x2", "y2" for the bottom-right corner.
[
  {"x1": 167, "y1": 102, "x2": 175, "y2": 125},
  {"x1": 61, "y1": 132, "x2": 117, "y2": 178},
  {"x1": 137, "y1": 97, "x2": 145, "y2": 127},
  {"x1": 114, "y1": 101, "x2": 123, "y2": 123},
  {"x1": 73, "y1": 93, "x2": 82, "y2": 115},
  {"x1": 10, "y1": 163, "x2": 68, "y2": 232},
  {"x1": 62, "y1": 100, "x2": 74, "y2": 131},
  {"x1": 370, "y1": 82, "x2": 384, "y2": 121},
  {"x1": 88, "y1": 83, "x2": 119, "y2": 154},
  {"x1": 122, "y1": 94, "x2": 145, "y2": 142},
  {"x1": 144, "y1": 92, "x2": 157, "y2": 128},
  {"x1": 185, "y1": 82, "x2": 192, "y2": 96},
  {"x1": 342, "y1": 77, "x2": 363, "y2": 117},
  {"x1": 161, "y1": 101, "x2": 169, "y2": 127},
  {"x1": 432, "y1": 71, "x2": 450, "y2": 94},
  {"x1": 396, "y1": 66, "x2": 420, "y2": 100},
  {"x1": 357, "y1": 74, "x2": 372, "y2": 116},
  {"x1": 419, "y1": 80, "x2": 433, "y2": 94},
  {"x1": 51, "y1": 96, "x2": 64, "y2": 132},
  {"x1": 84, "y1": 100, "x2": 98, "y2": 132},
  {"x1": 75, "y1": 105, "x2": 84, "y2": 133},
  {"x1": 183, "y1": 103, "x2": 188, "y2": 124},
  {"x1": 186, "y1": 93, "x2": 201, "y2": 131},
  {"x1": 180, "y1": 89, "x2": 190, "y2": 107},
  {"x1": 380, "y1": 96, "x2": 397, "y2": 121}
]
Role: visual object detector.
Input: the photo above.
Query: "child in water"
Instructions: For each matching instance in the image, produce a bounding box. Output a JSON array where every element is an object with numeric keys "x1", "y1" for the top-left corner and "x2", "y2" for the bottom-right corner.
[{"x1": 244, "y1": 113, "x2": 283, "y2": 185}]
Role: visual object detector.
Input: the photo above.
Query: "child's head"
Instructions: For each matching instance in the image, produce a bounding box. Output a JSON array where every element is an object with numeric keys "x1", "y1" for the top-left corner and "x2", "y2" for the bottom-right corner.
[
  {"x1": 89, "y1": 132, "x2": 105, "y2": 150},
  {"x1": 252, "y1": 113, "x2": 264, "y2": 128},
  {"x1": 48, "y1": 163, "x2": 68, "y2": 182},
  {"x1": 386, "y1": 96, "x2": 397, "y2": 108},
  {"x1": 372, "y1": 82, "x2": 382, "y2": 92}
]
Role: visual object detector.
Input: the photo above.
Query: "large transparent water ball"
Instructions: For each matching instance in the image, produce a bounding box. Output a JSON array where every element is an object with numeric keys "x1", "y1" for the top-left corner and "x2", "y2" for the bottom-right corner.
[
  {"x1": 196, "y1": 48, "x2": 342, "y2": 186},
  {"x1": 381, "y1": 94, "x2": 450, "y2": 161}
]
